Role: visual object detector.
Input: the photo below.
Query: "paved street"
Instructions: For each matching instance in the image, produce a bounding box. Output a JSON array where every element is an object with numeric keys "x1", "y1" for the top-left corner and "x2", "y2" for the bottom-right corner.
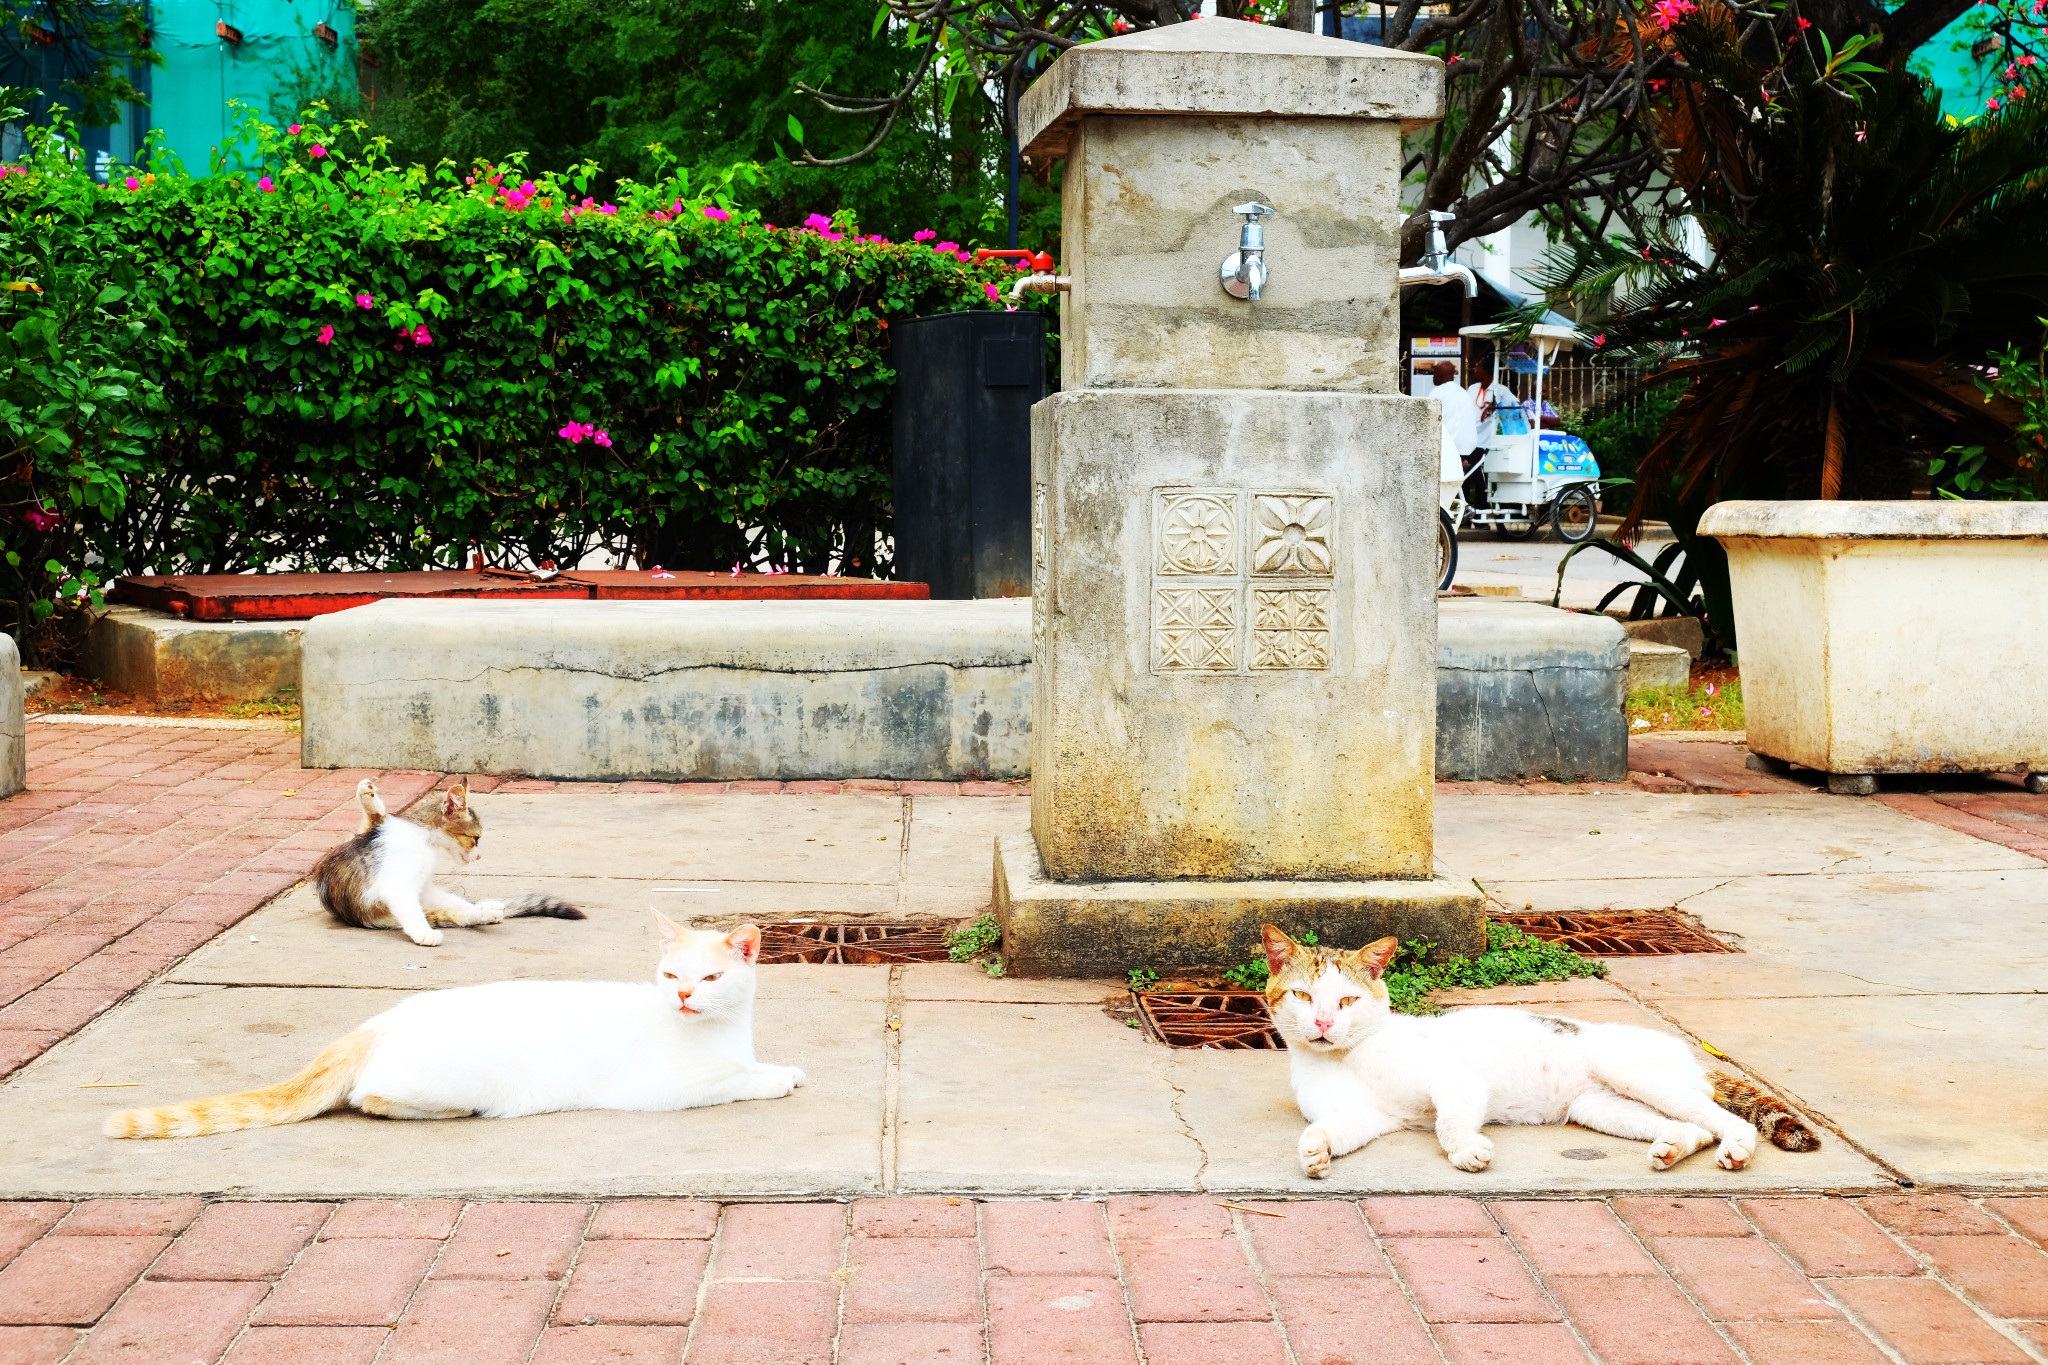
[{"x1": 2, "y1": 720, "x2": 2045, "y2": 1361}]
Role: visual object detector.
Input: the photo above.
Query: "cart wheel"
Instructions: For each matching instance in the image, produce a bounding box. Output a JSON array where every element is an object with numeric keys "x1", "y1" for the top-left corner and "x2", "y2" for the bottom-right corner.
[
  {"x1": 1551, "y1": 483, "x2": 1601, "y2": 543},
  {"x1": 1498, "y1": 511, "x2": 1541, "y2": 541},
  {"x1": 1437, "y1": 508, "x2": 1459, "y2": 591}
]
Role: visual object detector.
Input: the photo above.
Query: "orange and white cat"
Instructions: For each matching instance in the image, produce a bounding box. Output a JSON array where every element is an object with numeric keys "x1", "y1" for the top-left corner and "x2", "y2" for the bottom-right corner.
[
  {"x1": 1261, "y1": 926, "x2": 1795, "y2": 1177},
  {"x1": 104, "y1": 914, "x2": 801, "y2": 1138}
]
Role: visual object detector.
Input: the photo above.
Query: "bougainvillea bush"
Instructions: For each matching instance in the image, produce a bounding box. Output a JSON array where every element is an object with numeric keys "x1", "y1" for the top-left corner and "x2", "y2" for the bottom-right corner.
[{"x1": 0, "y1": 109, "x2": 1031, "y2": 649}]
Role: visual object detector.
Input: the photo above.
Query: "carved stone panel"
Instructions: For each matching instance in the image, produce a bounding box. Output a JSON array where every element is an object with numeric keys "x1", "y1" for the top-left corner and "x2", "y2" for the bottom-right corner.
[
  {"x1": 1156, "y1": 491, "x2": 1240, "y2": 576},
  {"x1": 1149, "y1": 486, "x2": 1335, "y2": 675},
  {"x1": 1154, "y1": 586, "x2": 1239, "y2": 671},
  {"x1": 1032, "y1": 482, "x2": 1049, "y2": 648},
  {"x1": 1251, "y1": 494, "x2": 1334, "y2": 577},
  {"x1": 1251, "y1": 588, "x2": 1332, "y2": 670}
]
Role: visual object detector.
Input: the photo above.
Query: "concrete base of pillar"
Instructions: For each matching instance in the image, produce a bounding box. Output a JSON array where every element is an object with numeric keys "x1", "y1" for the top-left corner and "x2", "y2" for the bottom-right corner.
[
  {"x1": 992, "y1": 834, "x2": 1485, "y2": 977},
  {"x1": 84, "y1": 606, "x2": 302, "y2": 703}
]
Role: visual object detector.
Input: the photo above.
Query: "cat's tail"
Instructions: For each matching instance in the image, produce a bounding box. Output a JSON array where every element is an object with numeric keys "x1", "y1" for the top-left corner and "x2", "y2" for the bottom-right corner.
[
  {"x1": 103, "y1": 1030, "x2": 374, "y2": 1139},
  {"x1": 1711, "y1": 1071, "x2": 1822, "y2": 1151},
  {"x1": 502, "y1": 893, "x2": 587, "y2": 921}
]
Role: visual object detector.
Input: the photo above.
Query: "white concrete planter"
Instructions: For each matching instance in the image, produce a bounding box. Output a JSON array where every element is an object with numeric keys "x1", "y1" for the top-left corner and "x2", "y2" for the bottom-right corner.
[{"x1": 1699, "y1": 500, "x2": 2048, "y2": 794}]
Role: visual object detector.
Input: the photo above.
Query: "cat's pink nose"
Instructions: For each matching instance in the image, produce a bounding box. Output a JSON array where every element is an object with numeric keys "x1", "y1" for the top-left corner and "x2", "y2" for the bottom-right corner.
[
  {"x1": 1313, "y1": 1017, "x2": 1334, "y2": 1035},
  {"x1": 676, "y1": 990, "x2": 696, "y2": 1013}
]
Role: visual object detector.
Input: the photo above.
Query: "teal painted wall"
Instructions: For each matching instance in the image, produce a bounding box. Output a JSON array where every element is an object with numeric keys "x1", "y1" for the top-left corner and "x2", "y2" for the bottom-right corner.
[
  {"x1": 141, "y1": 0, "x2": 358, "y2": 172},
  {"x1": 1910, "y1": 10, "x2": 2006, "y2": 122}
]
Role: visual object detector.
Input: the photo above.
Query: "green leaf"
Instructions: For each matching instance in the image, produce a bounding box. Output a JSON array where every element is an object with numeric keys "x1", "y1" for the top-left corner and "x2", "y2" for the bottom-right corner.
[{"x1": 785, "y1": 114, "x2": 805, "y2": 143}]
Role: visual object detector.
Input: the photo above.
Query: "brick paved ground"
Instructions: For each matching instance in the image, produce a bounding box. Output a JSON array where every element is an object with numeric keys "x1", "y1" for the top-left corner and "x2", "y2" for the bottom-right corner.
[
  {"x1": 5, "y1": 722, "x2": 2047, "y2": 1363},
  {"x1": 1, "y1": 1193, "x2": 2047, "y2": 1363}
]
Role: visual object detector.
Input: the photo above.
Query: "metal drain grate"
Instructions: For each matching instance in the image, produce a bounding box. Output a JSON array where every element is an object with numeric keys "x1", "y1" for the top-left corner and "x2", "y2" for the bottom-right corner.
[
  {"x1": 1504, "y1": 910, "x2": 1734, "y2": 956},
  {"x1": 1135, "y1": 991, "x2": 1282, "y2": 1050},
  {"x1": 758, "y1": 921, "x2": 954, "y2": 965}
]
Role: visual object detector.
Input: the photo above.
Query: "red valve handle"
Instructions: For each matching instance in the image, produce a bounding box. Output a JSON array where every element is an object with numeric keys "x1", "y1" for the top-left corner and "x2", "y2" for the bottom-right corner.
[{"x1": 973, "y1": 248, "x2": 1056, "y2": 271}]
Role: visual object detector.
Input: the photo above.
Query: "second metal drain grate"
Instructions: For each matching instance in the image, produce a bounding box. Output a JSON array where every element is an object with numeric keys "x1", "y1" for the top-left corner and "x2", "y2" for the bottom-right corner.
[{"x1": 758, "y1": 921, "x2": 954, "y2": 965}]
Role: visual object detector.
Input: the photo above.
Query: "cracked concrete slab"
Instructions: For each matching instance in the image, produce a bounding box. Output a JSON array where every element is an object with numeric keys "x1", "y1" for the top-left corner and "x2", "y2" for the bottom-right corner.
[{"x1": 1665, "y1": 993, "x2": 2048, "y2": 1189}]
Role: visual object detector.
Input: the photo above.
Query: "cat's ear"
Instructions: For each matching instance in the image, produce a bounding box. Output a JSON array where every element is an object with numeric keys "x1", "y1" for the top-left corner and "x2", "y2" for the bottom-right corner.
[
  {"x1": 651, "y1": 909, "x2": 686, "y2": 949},
  {"x1": 1351, "y1": 936, "x2": 1400, "y2": 981},
  {"x1": 725, "y1": 923, "x2": 762, "y2": 964},
  {"x1": 1261, "y1": 924, "x2": 1298, "y2": 980},
  {"x1": 442, "y1": 782, "x2": 469, "y2": 816}
]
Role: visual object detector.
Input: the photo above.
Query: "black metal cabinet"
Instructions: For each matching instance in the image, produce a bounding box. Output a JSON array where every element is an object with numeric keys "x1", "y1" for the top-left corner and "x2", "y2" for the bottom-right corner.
[{"x1": 891, "y1": 311, "x2": 1047, "y2": 599}]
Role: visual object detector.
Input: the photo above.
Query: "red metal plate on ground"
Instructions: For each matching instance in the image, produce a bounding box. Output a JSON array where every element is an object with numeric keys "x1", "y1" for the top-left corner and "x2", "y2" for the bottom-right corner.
[
  {"x1": 1136, "y1": 990, "x2": 1283, "y2": 1050},
  {"x1": 758, "y1": 921, "x2": 955, "y2": 965},
  {"x1": 113, "y1": 569, "x2": 928, "y2": 621},
  {"x1": 1502, "y1": 910, "x2": 1735, "y2": 956}
]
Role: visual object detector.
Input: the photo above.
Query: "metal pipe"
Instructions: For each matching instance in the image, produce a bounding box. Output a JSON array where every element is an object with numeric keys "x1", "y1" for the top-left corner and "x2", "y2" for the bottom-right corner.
[
  {"x1": 1010, "y1": 273, "x2": 1071, "y2": 300},
  {"x1": 1397, "y1": 209, "x2": 1478, "y2": 297}
]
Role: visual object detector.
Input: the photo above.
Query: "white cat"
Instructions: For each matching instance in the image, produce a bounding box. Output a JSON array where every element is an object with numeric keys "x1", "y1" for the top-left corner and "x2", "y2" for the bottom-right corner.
[
  {"x1": 104, "y1": 914, "x2": 803, "y2": 1137},
  {"x1": 1261, "y1": 926, "x2": 1760, "y2": 1177}
]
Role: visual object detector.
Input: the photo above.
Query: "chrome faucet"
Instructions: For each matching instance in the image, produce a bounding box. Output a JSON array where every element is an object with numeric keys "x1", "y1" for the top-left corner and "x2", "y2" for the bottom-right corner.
[{"x1": 1219, "y1": 201, "x2": 1275, "y2": 301}]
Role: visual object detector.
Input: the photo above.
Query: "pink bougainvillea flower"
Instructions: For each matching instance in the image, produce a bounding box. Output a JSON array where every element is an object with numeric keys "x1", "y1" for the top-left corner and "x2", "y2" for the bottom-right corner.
[
  {"x1": 984, "y1": 283, "x2": 1001, "y2": 301},
  {"x1": 593, "y1": 430, "x2": 613, "y2": 448},
  {"x1": 702, "y1": 205, "x2": 731, "y2": 222},
  {"x1": 802, "y1": 212, "x2": 834, "y2": 233},
  {"x1": 1703, "y1": 681, "x2": 1718, "y2": 696},
  {"x1": 123, "y1": 175, "x2": 139, "y2": 189},
  {"x1": 316, "y1": 324, "x2": 335, "y2": 345},
  {"x1": 730, "y1": 561, "x2": 743, "y2": 577},
  {"x1": 650, "y1": 566, "x2": 674, "y2": 579},
  {"x1": 257, "y1": 174, "x2": 275, "y2": 192},
  {"x1": 355, "y1": 293, "x2": 375, "y2": 309},
  {"x1": 559, "y1": 422, "x2": 588, "y2": 443},
  {"x1": 23, "y1": 507, "x2": 59, "y2": 532},
  {"x1": 309, "y1": 144, "x2": 327, "y2": 158},
  {"x1": 1708, "y1": 317, "x2": 1726, "y2": 328},
  {"x1": 411, "y1": 325, "x2": 432, "y2": 346},
  {"x1": 912, "y1": 229, "x2": 937, "y2": 242},
  {"x1": 288, "y1": 122, "x2": 303, "y2": 134},
  {"x1": 933, "y1": 240, "x2": 959, "y2": 253}
]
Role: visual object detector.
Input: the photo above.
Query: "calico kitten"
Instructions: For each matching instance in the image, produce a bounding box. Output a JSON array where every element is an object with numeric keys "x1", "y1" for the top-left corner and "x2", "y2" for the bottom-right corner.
[
  {"x1": 312, "y1": 778, "x2": 584, "y2": 947},
  {"x1": 104, "y1": 914, "x2": 801, "y2": 1137},
  {"x1": 1260, "y1": 925, "x2": 1808, "y2": 1177}
]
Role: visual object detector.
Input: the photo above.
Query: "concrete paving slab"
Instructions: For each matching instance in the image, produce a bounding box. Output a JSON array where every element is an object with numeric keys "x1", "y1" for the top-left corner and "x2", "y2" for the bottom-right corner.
[
  {"x1": 170, "y1": 886, "x2": 906, "y2": 990},
  {"x1": 900, "y1": 964, "x2": 1125, "y2": 1004},
  {"x1": 448, "y1": 792, "x2": 906, "y2": 884},
  {"x1": 1437, "y1": 794, "x2": 2039, "y2": 883},
  {"x1": 894, "y1": 1000, "x2": 1202, "y2": 1193},
  {"x1": 1667, "y1": 993, "x2": 2048, "y2": 1189},
  {"x1": 0, "y1": 983, "x2": 885, "y2": 1199},
  {"x1": 905, "y1": 798, "x2": 1029, "y2": 887},
  {"x1": 1481, "y1": 877, "x2": 1734, "y2": 912},
  {"x1": 1637, "y1": 869, "x2": 2048, "y2": 997}
]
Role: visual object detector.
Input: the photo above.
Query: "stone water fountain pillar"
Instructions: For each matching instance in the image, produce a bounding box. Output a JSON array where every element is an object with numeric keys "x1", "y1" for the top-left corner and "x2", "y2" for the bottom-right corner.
[{"x1": 992, "y1": 18, "x2": 1486, "y2": 976}]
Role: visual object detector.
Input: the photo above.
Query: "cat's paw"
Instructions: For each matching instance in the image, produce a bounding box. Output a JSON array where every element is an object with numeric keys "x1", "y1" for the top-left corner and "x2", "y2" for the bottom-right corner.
[
  {"x1": 471, "y1": 900, "x2": 507, "y2": 924},
  {"x1": 1444, "y1": 1135, "x2": 1494, "y2": 1172},
  {"x1": 406, "y1": 927, "x2": 445, "y2": 948},
  {"x1": 1647, "y1": 1124, "x2": 1714, "y2": 1170},
  {"x1": 1298, "y1": 1125, "x2": 1334, "y2": 1179},
  {"x1": 1716, "y1": 1129, "x2": 1757, "y2": 1171},
  {"x1": 780, "y1": 1066, "x2": 807, "y2": 1091}
]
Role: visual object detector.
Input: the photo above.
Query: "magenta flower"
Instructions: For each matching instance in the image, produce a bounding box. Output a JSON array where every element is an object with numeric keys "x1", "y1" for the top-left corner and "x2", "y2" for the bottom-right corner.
[
  {"x1": 1708, "y1": 317, "x2": 1726, "y2": 328},
  {"x1": 316, "y1": 324, "x2": 335, "y2": 345},
  {"x1": 984, "y1": 283, "x2": 1001, "y2": 301},
  {"x1": 702, "y1": 205, "x2": 731, "y2": 222},
  {"x1": 411, "y1": 325, "x2": 432, "y2": 346},
  {"x1": 593, "y1": 430, "x2": 613, "y2": 448},
  {"x1": 123, "y1": 176, "x2": 139, "y2": 189},
  {"x1": 913, "y1": 229, "x2": 937, "y2": 242},
  {"x1": 559, "y1": 422, "x2": 588, "y2": 443},
  {"x1": 288, "y1": 122, "x2": 303, "y2": 135},
  {"x1": 257, "y1": 175, "x2": 274, "y2": 192},
  {"x1": 309, "y1": 144, "x2": 327, "y2": 158},
  {"x1": 802, "y1": 212, "x2": 834, "y2": 233},
  {"x1": 933, "y1": 240, "x2": 959, "y2": 253},
  {"x1": 355, "y1": 293, "x2": 374, "y2": 309},
  {"x1": 23, "y1": 508, "x2": 59, "y2": 533}
]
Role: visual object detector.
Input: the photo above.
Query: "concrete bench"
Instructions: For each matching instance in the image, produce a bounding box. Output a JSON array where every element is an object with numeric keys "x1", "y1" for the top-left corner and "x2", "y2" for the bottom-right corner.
[
  {"x1": 301, "y1": 595, "x2": 1626, "y2": 785},
  {"x1": 301, "y1": 598, "x2": 1034, "y2": 782},
  {"x1": 1437, "y1": 597, "x2": 1629, "y2": 782}
]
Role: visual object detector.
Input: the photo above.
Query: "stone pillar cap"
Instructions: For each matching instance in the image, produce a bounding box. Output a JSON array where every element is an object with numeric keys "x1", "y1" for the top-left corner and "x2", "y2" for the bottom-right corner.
[
  {"x1": 1699, "y1": 499, "x2": 2048, "y2": 540},
  {"x1": 1020, "y1": 17, "x2": 1443, "y2": 161}
]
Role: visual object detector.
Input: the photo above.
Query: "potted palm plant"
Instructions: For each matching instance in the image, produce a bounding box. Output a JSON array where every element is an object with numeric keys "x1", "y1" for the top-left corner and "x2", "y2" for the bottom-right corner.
[{"x1": 1532, "y1": 6, "x2": 2048, "y2": 794}]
